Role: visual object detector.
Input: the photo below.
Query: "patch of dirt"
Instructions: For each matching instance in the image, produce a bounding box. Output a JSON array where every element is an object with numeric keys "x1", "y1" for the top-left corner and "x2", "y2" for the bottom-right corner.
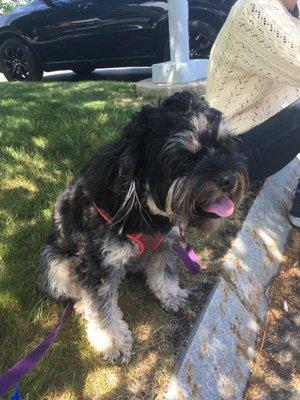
[{"x1": 244, "y1": 229, "x2": 300, "y2": 400}]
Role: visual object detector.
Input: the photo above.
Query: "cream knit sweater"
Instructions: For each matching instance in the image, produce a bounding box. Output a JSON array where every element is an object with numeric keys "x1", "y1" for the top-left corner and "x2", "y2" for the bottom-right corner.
[{"x1": 206, "y1": 0, "x2": 300, "y2": 134}]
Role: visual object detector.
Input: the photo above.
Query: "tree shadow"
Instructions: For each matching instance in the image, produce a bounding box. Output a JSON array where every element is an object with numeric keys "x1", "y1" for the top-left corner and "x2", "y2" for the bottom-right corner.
[
  {"x1": 0, "y1": 82, "x2": 176, "y2": 399},
  {"x1": 244, "y1": 229, "x2": 300, "y2": 400}
]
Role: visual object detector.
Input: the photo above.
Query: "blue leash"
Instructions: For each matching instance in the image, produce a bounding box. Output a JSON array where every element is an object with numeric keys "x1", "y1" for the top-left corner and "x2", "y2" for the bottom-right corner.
[{"x1": 10, "y1": 385, "x2": 20, "y2": 400}]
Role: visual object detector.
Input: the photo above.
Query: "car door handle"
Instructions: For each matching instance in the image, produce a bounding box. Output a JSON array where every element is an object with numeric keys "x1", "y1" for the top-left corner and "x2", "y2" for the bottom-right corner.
[{"x1": 78, "y1": 1, "x2": 93, "y2": 10}]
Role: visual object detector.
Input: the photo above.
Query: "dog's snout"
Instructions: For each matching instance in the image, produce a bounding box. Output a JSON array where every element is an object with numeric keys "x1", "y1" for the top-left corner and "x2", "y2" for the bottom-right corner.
[{"x1": 219, "y1": 173, "x2": 236, "y2": 191}]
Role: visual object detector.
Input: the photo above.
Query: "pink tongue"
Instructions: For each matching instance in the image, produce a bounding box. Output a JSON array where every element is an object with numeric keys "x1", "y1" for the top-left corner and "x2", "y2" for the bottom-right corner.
[{"x1": 201, "y1": 196, "x2": 234, "y2": 218}]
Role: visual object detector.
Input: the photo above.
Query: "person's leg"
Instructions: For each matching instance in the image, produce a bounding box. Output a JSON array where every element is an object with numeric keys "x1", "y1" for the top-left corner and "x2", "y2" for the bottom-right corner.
[
  {"x1": 289, "y1": 178, "x2": 300, "y2": 227},
  {"x1": 236, "y1": 99, "x2": 300, "y2": 182},
  {"x1": 236, "y1": 99, "x2": 300, "y2": 227}
]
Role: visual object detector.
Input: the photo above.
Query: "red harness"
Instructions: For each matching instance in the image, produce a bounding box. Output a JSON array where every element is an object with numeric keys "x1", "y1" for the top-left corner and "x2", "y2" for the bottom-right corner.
[{"x1": 93, "y1": 202, "x2": 165, "y2": 255}]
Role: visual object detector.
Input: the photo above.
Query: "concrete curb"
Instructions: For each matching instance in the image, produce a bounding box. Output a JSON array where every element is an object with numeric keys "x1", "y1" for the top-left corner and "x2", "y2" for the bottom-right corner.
[
  {"x1": 136, "y1": 78, "x2": 206, "y2": 99},
  {"x1": 166, "y1": 157, "x2": 300, "y2": 400}
]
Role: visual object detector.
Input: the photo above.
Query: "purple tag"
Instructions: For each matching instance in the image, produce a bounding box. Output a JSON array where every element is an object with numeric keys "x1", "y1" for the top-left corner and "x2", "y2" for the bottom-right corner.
[{"x1": 177, "y1": 235, "x2": 202, "y2": 274}]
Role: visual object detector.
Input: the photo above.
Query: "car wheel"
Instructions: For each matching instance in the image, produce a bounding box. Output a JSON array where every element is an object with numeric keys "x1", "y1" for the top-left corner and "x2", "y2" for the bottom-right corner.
[
  {"x1": 0, "y1": 38, "x2": 43, "y2": 82},
  {"x1": 72, "y1": 67, "x2": 95, "y2": 75},
  {"x1": 162, "y1": 20, "x2": 218, "y2": 61},
  {"x1": 189, "y1": 20, "x2": 218, "y2": 59}
]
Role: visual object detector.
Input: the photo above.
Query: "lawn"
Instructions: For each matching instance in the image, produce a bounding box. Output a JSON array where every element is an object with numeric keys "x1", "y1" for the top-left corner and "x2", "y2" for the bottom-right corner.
[{"x1": 0, "y1": 81, "x2": 257, "y2": 399}]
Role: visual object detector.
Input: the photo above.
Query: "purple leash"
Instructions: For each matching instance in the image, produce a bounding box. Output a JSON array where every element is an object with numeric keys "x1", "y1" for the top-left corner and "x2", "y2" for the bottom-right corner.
[
  {"x1": 0, "y1": 302, "x2": 73, "y2": 398},
  {"x1": 177, "y1": 235, "x2": 202, "y2": 274}
]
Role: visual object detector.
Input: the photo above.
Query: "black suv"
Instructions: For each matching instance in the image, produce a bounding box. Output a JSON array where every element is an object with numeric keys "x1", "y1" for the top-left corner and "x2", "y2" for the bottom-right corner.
[{"x1": 0, "y1": 0, "x2": 235, "y2": 81}]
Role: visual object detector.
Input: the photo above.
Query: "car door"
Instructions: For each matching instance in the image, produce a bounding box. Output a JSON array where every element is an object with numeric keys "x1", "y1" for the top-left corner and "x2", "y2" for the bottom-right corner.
[
  {"x1": 94, "y1": 0, "x2": 168, "y2": 66},
  {"x1": 32, "y1": 0, "x2": 101, "y2": 64}
]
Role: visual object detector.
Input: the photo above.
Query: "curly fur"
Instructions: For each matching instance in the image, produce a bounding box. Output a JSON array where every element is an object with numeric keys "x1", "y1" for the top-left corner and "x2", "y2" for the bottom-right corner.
[{"x1": 38, "y1": 91, "x2": 247, "y2": 363}]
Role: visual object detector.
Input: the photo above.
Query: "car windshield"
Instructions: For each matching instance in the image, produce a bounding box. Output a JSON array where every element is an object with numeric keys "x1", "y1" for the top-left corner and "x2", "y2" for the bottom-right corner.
[{"x1": 39, "y1": 0, "x2": 71, "y2": 7}]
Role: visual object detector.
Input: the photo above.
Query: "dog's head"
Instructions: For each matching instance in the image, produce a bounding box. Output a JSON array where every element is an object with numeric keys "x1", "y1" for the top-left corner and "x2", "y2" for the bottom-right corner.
[{"x1": 100, "y1": 91, "x2": 247, "y2": 234}]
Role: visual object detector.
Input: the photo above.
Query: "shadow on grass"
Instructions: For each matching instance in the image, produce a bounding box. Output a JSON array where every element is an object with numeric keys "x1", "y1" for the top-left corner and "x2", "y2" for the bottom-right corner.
[{"x1": 0, "y1": 81, "x2": 177, "y2": 399}]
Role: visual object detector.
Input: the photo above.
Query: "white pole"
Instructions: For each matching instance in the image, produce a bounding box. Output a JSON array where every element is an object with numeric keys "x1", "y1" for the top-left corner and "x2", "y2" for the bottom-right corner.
[
  {"x1": 169, "y1": 0, "x2": 190, "y2": 63},
  {"x1": 152, "y1": 0, "x2": 208, "y2": 84}
]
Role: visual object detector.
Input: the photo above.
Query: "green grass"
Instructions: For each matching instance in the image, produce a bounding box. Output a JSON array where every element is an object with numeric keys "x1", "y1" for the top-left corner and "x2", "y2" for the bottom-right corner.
[{"x1": 0, "y1": 81, "x2": 257, "y2": 399}]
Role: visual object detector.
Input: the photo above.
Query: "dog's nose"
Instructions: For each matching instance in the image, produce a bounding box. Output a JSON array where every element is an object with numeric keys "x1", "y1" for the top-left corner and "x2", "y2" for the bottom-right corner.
[{"x1": 219, "y1": 173, "x2": 236, "y2": 192}]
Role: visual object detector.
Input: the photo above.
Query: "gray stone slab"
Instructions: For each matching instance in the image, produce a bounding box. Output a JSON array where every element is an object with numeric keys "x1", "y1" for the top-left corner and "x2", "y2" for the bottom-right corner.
[
  {"x1": 166, "y1": 278, "x2": 259, "y2": 400},
  {"x1": 136, "y1": 78, "x2": 207, "y2": 99},
  {"x1": 223, "y1": 159, "x2": 299, "y2": 320}
]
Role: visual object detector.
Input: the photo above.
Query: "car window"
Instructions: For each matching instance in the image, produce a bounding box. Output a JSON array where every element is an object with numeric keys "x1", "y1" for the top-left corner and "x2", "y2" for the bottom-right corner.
[
  {"x1": 39, "y1": 0, "x2": 77, "y2": 7},
  {"x1": 58, "y1": 0, "x2": 79, "y2": 3}
]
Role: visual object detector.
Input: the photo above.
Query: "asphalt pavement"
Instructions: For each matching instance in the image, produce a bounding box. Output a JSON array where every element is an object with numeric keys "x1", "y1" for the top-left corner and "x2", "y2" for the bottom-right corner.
[{"x1": 0, "y1": 66, "x2": 152, "y2": 83}]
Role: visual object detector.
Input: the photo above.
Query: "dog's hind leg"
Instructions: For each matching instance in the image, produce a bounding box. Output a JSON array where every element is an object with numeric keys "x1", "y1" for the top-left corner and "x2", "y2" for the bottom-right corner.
[
  {"x1": 145, "y1": 229, "x2": 188, "y2": 312},
  {"x1": 38, "y1": 244, "x2": 80, "y2": 301}
]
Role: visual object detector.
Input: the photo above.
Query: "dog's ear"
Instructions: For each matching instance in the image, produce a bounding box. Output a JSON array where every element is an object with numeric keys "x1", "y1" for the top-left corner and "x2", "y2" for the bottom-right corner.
[
  {"x1": 118, "y1": 104, "x2": 157, "y2": 173},
  {"x1": 202, "y1": 107, "x2": 223, "y2": 139},
  {"x1": 110, "y1": 105, "x2": 157, "y2": 228}
]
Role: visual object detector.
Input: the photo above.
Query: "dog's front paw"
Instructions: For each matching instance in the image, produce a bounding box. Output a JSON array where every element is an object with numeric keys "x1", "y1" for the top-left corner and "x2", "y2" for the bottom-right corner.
[
  {"x1": 161, "y1": 287, "x2": 188, "y2": 312},
  {"x1": 87, "y1": 319, "x2": 133, "y2": 364},
  {"x1": 103, "y1": 324, "x2": 133, "y2": 364},
  {"x1": 102, "y1": 336, "x2": 132, "y2": 365}
]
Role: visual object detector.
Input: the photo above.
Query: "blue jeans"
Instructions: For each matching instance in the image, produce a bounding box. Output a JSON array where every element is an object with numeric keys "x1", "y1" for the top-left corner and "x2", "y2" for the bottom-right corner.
[{"x1": 237, "y1": 99, "x2": 300, "y2": 183}]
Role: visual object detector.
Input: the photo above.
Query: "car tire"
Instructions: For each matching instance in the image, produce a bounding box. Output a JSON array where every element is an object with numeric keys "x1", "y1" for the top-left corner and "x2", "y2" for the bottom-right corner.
[
  {"x1": 0, "y1": 38, "x2": 43, "y2": 82},
  {"x1": 189, "y1": 20, "x2": 218, "y2": 59},
  {"x1": 72, "y1": 67, "x2": 95, "y2": 75},
  {"x1": 162, "y1": 20, "x2": 218, "y2": 61}
]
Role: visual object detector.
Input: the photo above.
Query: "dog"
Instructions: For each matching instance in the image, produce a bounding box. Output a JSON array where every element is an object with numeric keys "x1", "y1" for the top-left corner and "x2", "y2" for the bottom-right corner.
[{"x1": 38, "y1": 91, "x2": 247, "y2": 364}]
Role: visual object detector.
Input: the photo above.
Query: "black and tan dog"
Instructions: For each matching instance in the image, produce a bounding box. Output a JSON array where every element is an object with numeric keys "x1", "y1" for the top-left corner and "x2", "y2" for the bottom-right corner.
[{"x1": 38, "y1": 92, "x2": 247, "y2": 364}]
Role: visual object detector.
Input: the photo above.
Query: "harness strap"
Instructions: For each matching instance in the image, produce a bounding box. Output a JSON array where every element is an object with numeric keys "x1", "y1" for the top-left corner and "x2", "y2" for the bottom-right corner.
[
  {"x1": 93, "y1": 202, "x2": 201, "y2": 272},
  {"x1": 93, "y1": 202, "x2": 165, "y2": 254}
]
